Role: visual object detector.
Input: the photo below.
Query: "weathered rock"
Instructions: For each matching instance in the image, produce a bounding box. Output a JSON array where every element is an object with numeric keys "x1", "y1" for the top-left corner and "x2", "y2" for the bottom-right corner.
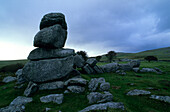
[
  {"x1": 83, "y1": 64, "x2": 94, "y2": 74},
  {"x1": 126, "y1": 89, "x2": 151, "y2": 96},
  {"x1": 2, "y1": 76, "x2": 17, "y2": 83},
  {"x1": 79, "y1": 102, "x2": 124, "y2": 112},
  {"x1": 100, "y1": 63, "x2": 118, "y2": 73},
  {"x1": 15, "y1": 69, "x2": 23, "y2": 76},
  {"x1": 93, "y1": 65, "x2": 104, "y2": 74},
  {"x1": 64, "y1": 78, "x2": 87, "y2": 86},
  {"x1": 67, "y1": 86, "x2": 85, "y2": 93},
  {"x1": 34, "y1": 24, "x2": 67, "y2": 48},
  {"x1": 98, "y1": 77, "x2": 106, "y2": 83},
  {"x1": 10, "y1": 96, "x2": 33, "y2": 106},
  {"x1": 119, "y1": 63, "x2": 132, "y2": 71},
  {"x1": 129, "y1": 60, "x2": 140, "y2": 68},
  {"x1": 86, "y1": 58, "x2": 97, "y2": 67},
  {"x1": 87, "y1": 92, "x2": 113, "y2": 104},
  {"x1": 116, "y1": 70, "x2": 126, "y2": 75},
  {"x1": 0, "y1": 105, "x2": 25, "y2": 112},
  {"x1": 133, "y1": 68, "x2": 140, "y2": 73},
  {"x1": 22, "y1": 56, "x2": 74, "y2": 83},
  {"x1": 73, "y1": 54, "x2": 85, "y2": 68},
  {"x1": 39, "y1": 81, "x2": 64, "y2": 90},
  {"x1": 40, "y1": 94, "x2": 63, "y2": 104},
  {"x1": 28, "y1": 48, "x2": 75, "y2": 60},
  {"x1": 24, "y1": 82, "x2": 38, "y2": 97},
  {"x1": 40, "y1": 13, "x2": 67, "y2": 30},
  {"x1": 88, "y1": 78, "x2": 99, "y2": 92},
  {"x1": 140, "y1": 68, "x2": 157, "y2": 73},
  {"x1": 100, "y1": 82, "x2": 110, "y2": 91},
  {"x1": 150, "y1": 95, "x2": 170, "y2": 103}
]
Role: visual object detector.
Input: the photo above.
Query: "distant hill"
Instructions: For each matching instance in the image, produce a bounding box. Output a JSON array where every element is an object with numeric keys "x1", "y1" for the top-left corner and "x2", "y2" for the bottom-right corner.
[{"x1": 102, "y1": 47, "x2": 170, "y2": 61}]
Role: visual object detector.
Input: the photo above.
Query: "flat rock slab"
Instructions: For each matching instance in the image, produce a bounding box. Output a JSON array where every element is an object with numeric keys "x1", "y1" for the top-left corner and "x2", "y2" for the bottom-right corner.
[
  {"x1": 23, "y1": 56, "x2": 74, "y2": 83},
  {"x1": 100, "y1": 63, "x2": 118, "y2": 73},
  {"x1": 10, "y1": 96, "x2": 33, "y2": 106},
  {"x1": 0, "y1": 105, "x2": 25, "y2": 112},
  {"x1": 126, "y1": 89, "x2": 151, "y2": 96},
  {"x1": 150, "y1": 95, "x2": 170, "y2": 103},
  {"x1": 86, "y1": 58, "x2": 97, "y2": 67},
  {"x1": 83, "y1": 64, "x2": 94, "y2": 74},
  {"x1": 64, "y1": 77, "x2": 88, "y2": 86},
  {"x1": 2, "y1": 76, "x2": 17, "y2": 83},
  {"x1": 28, "y1": 48, "x2": 75, "y2": 60},
  {"x1": 34, "y1": 24, "x2": 67, "y2": 48},
  {"x1": 67, "y1": 86, "x2": 85, "y2": 93},
  {"x1": 140, "y1": 68, "x2": 157, "y2": 73},
  {"x1": 40, "y1": 94, "x2": 63, "y2": 104},
  {"x1": 79, "y1": 102, "x2": 124, "y2": 112},
  {"x1": 39, "y1": 81, "x2": 64, "y2": 90}
]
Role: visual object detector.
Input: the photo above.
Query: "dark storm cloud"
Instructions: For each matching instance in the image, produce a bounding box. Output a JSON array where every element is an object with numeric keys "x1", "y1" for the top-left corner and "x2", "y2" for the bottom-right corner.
[{"x1": 0, "y1": 0, "x2": 170, "y2": 57}]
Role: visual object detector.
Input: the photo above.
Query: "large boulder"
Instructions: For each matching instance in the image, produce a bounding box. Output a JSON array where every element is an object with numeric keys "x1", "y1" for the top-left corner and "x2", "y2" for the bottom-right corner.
[
  {"x1": 40, "y1": 94, "x2": 63, "y2": 104},
  {"x1": 24, "y1": 82, "x2": 38, "y2": 97},
  {"x1": 22, "y1": 56, "x2": 74, "y2": 83},
  {"x1": 119, "y1": 63, "x2": 132, "y2": 71},
  {"x1": 39, "y1": 81, "x2": 64, "y2": 90},
  {"x1": 28, "y1": 48, "x2": 75, "y2": 60},
  {"x1": 100, "y1": 63, "x2": 118, "y2": 73},
  {"x1": 86, "y1": 58, "x2": 97, "y2": 67},
  {"x1": 40, "y1": 13, "x2": 67, "y2": 30},
  {"x1": 73, "y1": 54, "x2": 85, "y2": 68},
  {"x1": 34, "y1": 24, "x2": 67, "y2": 48},
  {"x1": 2, "y1": 76, "x2": 17, "y2": 83},
  {"x1": 79, "y1": 102, "x2": 124, "y2": 112}
]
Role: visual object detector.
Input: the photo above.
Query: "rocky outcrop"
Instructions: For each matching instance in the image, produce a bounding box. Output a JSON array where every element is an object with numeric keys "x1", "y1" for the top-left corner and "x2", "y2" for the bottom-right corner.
[{"x1": 40, "y1": 94, "x2": 63, "y2": 104}]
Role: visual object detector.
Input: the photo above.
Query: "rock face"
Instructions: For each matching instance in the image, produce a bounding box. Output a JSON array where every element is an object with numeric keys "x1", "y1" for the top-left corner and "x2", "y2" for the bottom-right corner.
[
  {"x1": 2, "y1": 76, "x2": 17, "y2": 83},
  {"x1": 150, "y1": 95, "x2": 170, "y2": 103},
  {"x1": 23, "y1": 56, "x2": 74, "y2": 83},
  {"x1": 40, "y1": 94, "x2": 63, "y2": 104},
  {"x1": 126, "y1": 89, "x2": 151, "y2": 96},
  {"x1": 79, "y1": 102, "x2": 124, "y2": 112},
  {"x1": 40, "y1": 13, "x2": 67, "y2": 30},
  {"x1": 34, "y1": 24, "x2": 67, "y2": 48},
  {"x1": 28, "y1": 48, "x2": 75, "y2": 60}
]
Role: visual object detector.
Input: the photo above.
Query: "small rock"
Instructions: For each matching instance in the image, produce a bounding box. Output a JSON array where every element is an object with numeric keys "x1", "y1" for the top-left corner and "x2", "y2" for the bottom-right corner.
[
  {"x1": 39, "y1": 81, "x2": 64, "y2": 90},
  {"x1": 67, "y1": 86, "x2": 85, "y2": 93},
  {"x1": 79, "y1": 102, "x2": 124, "y2": 112},
  {"x1": 126, "y1": 89, "x2": 151, "y2": 96},
  {"x1": 116, "y1": 70, "x2": 126, "y2": 75},
  {"x1": 140, "y1": 68, "x2": 157, "y2": 73},
  {"x1": 150, "y1": 95, "x2": 170, "y2": 103},
  {"x1": 10, "y1": 96, "x2": 33, "y2": 106},
  {"x1": 15, "y1": 69, "x2": 23, "y2": 76},
  {"x1": 86, "y1": 58, "x2": 97, "y2": 67},
  {"x1": 98, "y1": 77, "x2": 105, "y2": 83},
  {"x1": 40, "y1": 94, "x2": 63, "y2": 104},
  {"x1": 93, "y1": 65, "x2": 104, "y2": 74},
  {"x1": 0, "y1": 104, "x2": 25, "y2": 112},
  {"x1": 45, "y1": 107, "x2": 51, "y2": 112},
  {"x1": 100, "y1": 82, "x2": 110, "y2": 91},
  {"x1": 2, "y1": 76, "x2": 17, "y2": 83},
  {"x1": 64, "y1": 77, "x2": 87, "y2": 86},
  {"x1": 14, "y1": 84, "x2": 24, "y2": 89},
  {"x1": 100, "y1": 63, "x2": 118, "y2": 73},
  {"x1": 129, "y1": 60, "x2": 140, "y2": 68},
  {"x1": 64, "y1": 90, "x2": 70, "y2": 94},
  {"x1": 88, "y1": 78, "x2": 99, "y2": 92},
  {"x1": 133, "y1": 68, "x2": 140, "y2": 73},
  {"x1": 83, "y1": 64, "x2": 94, "y2": 74},
  {"x1": 24, "y1": 82, "x2": 38, "y2": 97}
]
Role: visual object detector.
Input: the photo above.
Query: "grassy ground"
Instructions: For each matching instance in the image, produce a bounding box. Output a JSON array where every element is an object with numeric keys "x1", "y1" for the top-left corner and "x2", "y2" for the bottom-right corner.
[
  {"x1": 0, "y1": 60, "x2": 27, "y2": 68},
  {"x1": 0, "y1": 61, "x2": 170, "y2": 112}
]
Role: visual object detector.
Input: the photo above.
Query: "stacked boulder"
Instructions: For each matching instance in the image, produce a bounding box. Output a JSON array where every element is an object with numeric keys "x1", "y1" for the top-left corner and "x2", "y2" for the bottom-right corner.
[{"x1": 22, "y1": 13, "x2": 81, "y2": 96}]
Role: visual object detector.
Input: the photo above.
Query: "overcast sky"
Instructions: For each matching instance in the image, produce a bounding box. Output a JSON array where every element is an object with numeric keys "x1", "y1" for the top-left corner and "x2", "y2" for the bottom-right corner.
[{"x1": 0, "y1": 0, "x2": 170, "y2": 60}]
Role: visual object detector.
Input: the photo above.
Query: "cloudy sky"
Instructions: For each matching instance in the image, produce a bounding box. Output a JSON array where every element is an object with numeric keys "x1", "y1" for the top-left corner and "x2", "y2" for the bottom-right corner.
[{"x1": 0, "y1": 0, "x2": 170, "y2": 60}]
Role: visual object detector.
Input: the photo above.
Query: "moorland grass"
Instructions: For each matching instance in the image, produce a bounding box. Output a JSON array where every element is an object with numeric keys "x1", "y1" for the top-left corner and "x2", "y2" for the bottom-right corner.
[{"x1": 0, "y1": 61, "x2": 170, "y2": 112}]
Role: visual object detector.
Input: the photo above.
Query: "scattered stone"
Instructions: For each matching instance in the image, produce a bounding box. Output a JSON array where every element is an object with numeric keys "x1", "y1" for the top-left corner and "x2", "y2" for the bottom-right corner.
[
  {"x1": 34, "y1": 24, "x2": 67, "y2": 48},
  {"x1": 22, "y1": 56, "x2": 74, "y2": 83},
  {"x1": 16, "y1": 70, "x2": 26, "y2": 84},
  {"x1": 79, "y1": 102, "x2": 124, "y2": 112},
  {"x1": 100, "y1": 63, "x2": 118, "y2": 73},
  {"x1": 45, "y1": 107, "x2": 51, "y2": 112},
  {"x1": 83, "y1": 64, "x2": 94, "y2": 74},
  {"x1": 133, "y1": 68, "x2": 140, "y2": 73},
  {"x1": 74, "y1": 54, "x2": 85, "y2": 68},
  {"x1": 64, "y1": 77, "x2": 87, "y2": 86},
  {"x1": 127, "y1": 83, "x2": 135, "y2": 86},
  {"x1": 129, "y1": 60, "x2": 140, "y2": 68},
  {"x1": 93, "y1": 65, "x2": 104, "y2": 74},
  {"x1": 2, "y1": 76, "x2": 17, "y2": 83},
  {"x1": 10, "y1": 96, "x2": 33, "y2": 106},
  {"x1": 146, "y1": 87, "x2": 160, "y2": 91},
  {"x1": 39, "y1": 81, "x2": 64, "y2": 90},
  {"x1": 40, "y1": 13, "x2": 67, "y2": 30},
  {"x1": 98, "y1": 77, "x2": 105, "y2": 83},
  {"x1": 24, "y1": 82, "x2": 38, "y2": 97},
  {"x1": 0, "y1": 104, "x2": 25, "y2": 112},
  {"x1": 116, "y1": 70, "x2": 126, "y2": 75},
  {"x1": 87, "y1": 92, "x2": 113, "y2": 104},
  {"x1": 88, "y1": 78, "x2": 99, "y2": 92},
  {"x1": 140, "y1": 68, "x2": 157, "y2": 73},
  {"x1": 28, "y1": 48, "x2": 75, "y2": 60},
  {"x1": 126, "y1": 89, "x2": 151, "y2": 96},
  {"x1": 86, "y1": 58, "x2": 97, "y2": 67},
  {"x1": 100, "y1": 82, "x2": 110, "y2": 91},
  {"x1": 119, "y1": 63, "x2": 132, "y2": 71},
  {"x1": 150, "y1": 95, "x2": 170, "y2": 103},
  {"x1": 40, "y1": 94, "x2": 63, "y2": 104},
  {"x1": 15, "y1": 69, "x2": 23, "y2": 76},
  {"x1": 67, "y1": 86, "x2": 85, "y2": 93}
]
